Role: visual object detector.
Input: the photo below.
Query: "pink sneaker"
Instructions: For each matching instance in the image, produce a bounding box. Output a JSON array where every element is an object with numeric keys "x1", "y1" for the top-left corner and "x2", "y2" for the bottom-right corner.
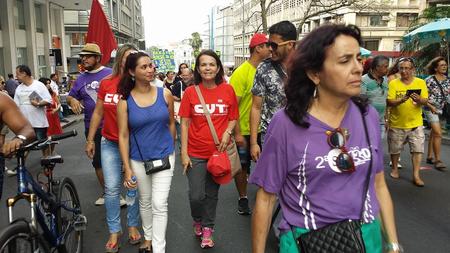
[
  {"x1": 193, "y1": 221, "x2": 202, "y2": 237},
  {"x1": 200, "y1": 227, "x2": 214, "y2": 248}
]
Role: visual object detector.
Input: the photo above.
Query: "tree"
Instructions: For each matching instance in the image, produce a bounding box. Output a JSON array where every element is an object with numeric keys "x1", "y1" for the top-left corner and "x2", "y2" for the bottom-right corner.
[
  {"x1": 402, "y1": 6, "x2": 450, "y2": 75},
  {"x1": 255, "y1": 0, "x2": 388, "y2": 38},
  {"x1": 189, "y1": 32, "x2": 203, "y2": 58}
]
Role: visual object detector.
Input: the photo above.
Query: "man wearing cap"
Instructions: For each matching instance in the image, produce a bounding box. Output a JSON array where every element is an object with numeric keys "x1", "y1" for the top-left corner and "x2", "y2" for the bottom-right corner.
[
  {"x1": 250, "y1": 21, "x2": 297, "y2": 162},
  {"x1": 229, "y1": 33, "x2": 271, "y2": 215},
  {"x1": 67, "y1": 43, "x2": 113, "y2": 205}
]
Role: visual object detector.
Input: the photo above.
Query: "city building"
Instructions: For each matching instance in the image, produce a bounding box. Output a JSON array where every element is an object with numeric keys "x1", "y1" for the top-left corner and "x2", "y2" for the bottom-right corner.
[
  {"x1": 214, "y1": 5, "x2": 235, "y2": 69},
  {"x1": 232, "y1": 0, "x2": 428, "y2": 66},
  {"x1": 0, "y1": 0, "x2": 92, "y2": 78},
  {"x1": 172, "y1": 39, "x2": 195, "y2": 71},
  {"x1": 64, "y1": 0, "x2": 144, "y2": 73}
]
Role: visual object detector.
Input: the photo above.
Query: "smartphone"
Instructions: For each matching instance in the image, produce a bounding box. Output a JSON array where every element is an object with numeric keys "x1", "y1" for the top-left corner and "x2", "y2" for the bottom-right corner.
[{"x1": 406, "y1": 89, "x2": 421, "y2": 96}]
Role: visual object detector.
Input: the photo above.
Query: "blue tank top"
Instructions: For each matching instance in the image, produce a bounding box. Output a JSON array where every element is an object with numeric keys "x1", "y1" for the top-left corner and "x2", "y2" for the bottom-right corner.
[{"x1": 127, "y1": 87, "x2": 174, "y2": 161}]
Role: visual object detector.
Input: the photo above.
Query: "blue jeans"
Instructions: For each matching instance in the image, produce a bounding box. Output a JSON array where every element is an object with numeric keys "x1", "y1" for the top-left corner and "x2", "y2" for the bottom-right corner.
[{"x1": 101, "y1": 137, "x2": 140, "y2": 233}]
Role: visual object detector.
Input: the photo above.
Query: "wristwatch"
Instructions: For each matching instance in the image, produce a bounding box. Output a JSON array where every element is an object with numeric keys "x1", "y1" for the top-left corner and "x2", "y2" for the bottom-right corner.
[
  {"x1": 386, "y1": 242, "x2": 403, "y2": 252},
  {"x1": 15, "y1": 135, "x2": 27, "y2": 142}
]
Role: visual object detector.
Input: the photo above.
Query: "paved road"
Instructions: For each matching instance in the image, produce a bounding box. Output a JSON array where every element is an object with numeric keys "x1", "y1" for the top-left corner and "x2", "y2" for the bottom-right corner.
[{"x1": 1, "y1": 121, "x2": 450, "y2": 252}]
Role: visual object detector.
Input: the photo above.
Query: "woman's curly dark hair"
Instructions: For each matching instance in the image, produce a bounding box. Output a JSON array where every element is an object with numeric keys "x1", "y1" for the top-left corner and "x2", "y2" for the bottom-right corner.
[
  {"x1": 118, "y1": 51, "x2": 151, "y2": 99},
  {"x1": 285, "y1": 24, "x2": 367, "y2": 128},
  {"x1": 425, "y1": 56, "x2": 446, "y2": 75}
]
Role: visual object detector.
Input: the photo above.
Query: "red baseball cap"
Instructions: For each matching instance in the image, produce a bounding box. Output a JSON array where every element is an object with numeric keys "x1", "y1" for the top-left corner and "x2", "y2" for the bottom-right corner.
[
  {"x1": 207, "y1": 151, "x2": 232, "y2": 185},
  {"x1": 249, "y1": 33, "x2": 268, "y2": 48}
]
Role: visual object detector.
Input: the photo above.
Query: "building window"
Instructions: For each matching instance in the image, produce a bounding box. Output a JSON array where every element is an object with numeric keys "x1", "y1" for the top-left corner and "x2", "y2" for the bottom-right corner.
[
  {"x1": 71, "y1": 33, "x2": 87, "y2": 46},
  {"x1": 369, "y1": 15, "x2": 388, "y2": 27},
  {"x1": 396, "y1": 13, "x2": 418, "y2": 27},
  {"x1": 35, "y1": 4, "x2": 43, "y2": 33},
  {"x1": 38, "y1": 55, "x2": 47, "y2": 78},
  {"x1": 15, "y1": 0, "x2": 26, "y2": 30},
  {"x1": 356, "y1": 14, "x2": 388, "y2": 27},
  {"x1": 363, "y1": 40, "x2": 379, "y2": 51},
  {"x1": 16, "y1": 48, "x2": 28, "y2": 65}
]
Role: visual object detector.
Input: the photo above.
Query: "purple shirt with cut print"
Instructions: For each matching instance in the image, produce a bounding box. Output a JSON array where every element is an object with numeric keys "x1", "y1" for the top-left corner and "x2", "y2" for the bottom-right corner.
[
  {"x1": 68, "y1": 67, "x2": 112, "y2": 128},
  {"x1": 249, "y1": 101, "x2": 384, "y2": 232}
]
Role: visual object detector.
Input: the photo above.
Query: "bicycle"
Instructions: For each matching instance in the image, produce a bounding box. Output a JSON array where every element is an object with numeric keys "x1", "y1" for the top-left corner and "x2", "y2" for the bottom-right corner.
[{"x1": 0, "y1": 130, "x2": 87, "y2": 253}]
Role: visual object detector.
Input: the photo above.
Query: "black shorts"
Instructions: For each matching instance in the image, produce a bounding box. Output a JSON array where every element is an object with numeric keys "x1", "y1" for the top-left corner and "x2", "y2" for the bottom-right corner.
[
  {"x1": 34, "y1": 127, "x2": 48, "y2": 140},
  {"x1": 238, "y1": 134, "x2": 262, "y2": 174},
  {"x1": 85, "y1": 128, "x2": 102, "y2": 169}
]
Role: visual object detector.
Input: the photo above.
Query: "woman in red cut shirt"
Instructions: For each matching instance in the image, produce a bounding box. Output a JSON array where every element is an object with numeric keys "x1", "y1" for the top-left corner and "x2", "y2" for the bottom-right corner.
[
  {"x1": 85, "y1": 44, "x2": 142, "y2": 252},
  {"x1": 178, "y1": 50, "x2": 239, "y2": 249}
]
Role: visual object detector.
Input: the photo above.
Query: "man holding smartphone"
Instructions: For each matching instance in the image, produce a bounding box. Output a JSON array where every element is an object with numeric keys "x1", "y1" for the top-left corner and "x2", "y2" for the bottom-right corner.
[{"x1": 387, "y1": 58, "x2": 428, "y2": 187}]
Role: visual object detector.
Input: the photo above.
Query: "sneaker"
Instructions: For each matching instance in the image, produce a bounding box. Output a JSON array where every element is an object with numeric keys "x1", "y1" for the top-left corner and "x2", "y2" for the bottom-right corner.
[
  {"x1": 119, "y1": 196, "x2": 127, "y2": 207},
  {"x1": 5, "y1": 167, "x2": 17, "y2": 176},
  {"x1": 389, "y1": 161, "x2": 402, "y2": 168},
  {"x1": 237, "y1": 197, "x2": 251, "y2": 215},
  {"x1": 95, "y1": 194, "x2": 105, "y2": 206},
  {"x1": 193, "y1": 221, "x2": 202, "y2": 237},
  {"x1": 200, "y1": 227, "x2": 214, "y2": 248}
]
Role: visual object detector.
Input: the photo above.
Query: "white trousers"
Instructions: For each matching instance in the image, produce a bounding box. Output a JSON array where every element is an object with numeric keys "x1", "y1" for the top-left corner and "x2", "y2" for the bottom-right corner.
[{"x1": 130, "y1": 153, "x2": 174, "y2": 253}]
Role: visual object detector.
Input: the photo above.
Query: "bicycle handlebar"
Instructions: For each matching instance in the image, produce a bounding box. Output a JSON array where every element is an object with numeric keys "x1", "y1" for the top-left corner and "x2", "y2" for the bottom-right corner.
[{"x1": 21, "y1": 130, "x2": 78, "y2": 153}]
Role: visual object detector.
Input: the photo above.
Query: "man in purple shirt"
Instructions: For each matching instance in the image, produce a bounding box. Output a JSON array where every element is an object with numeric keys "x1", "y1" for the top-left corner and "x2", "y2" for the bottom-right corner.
[{"x1": 67, "y1": 43, "x2": 112, "y2": 206}]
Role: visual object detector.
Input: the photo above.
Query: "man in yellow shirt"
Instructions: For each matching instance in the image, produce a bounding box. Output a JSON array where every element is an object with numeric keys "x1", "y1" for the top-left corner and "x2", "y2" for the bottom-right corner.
[
  {"x1": 387, "y1": 58, "x2": 428, "y2": 186},
  {"x1": 230, "y1": 33, "x2": 271, "y2": 215}
]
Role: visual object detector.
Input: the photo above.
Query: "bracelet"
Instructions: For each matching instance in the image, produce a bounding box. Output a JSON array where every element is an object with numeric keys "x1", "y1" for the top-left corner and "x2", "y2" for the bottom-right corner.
[
  {"x1": 86, "y1": 140, "x2": 95, "y2": 144},
  {"x1": 226, "y1": 130, "x2": 233, "y2": 135}
]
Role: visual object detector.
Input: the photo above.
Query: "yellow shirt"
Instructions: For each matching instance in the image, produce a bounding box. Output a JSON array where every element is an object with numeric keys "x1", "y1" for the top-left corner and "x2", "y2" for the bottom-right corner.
[
  {"x1": 387, "y1": 77, "x2": 428, "y2": 129},
  {"x1": 230, "y1": 61, "x2": 257, "y2": 135}
]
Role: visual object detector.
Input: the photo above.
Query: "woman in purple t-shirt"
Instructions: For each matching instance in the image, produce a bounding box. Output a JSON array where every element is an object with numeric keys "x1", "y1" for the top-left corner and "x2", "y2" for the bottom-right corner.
[{"x1": 250, "y1": 24, "x2": 401, "y2": 253}]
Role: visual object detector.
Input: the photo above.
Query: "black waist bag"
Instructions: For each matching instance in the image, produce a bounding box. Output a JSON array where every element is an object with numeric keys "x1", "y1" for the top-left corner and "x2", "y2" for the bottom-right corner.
[{"x1": 144, "y1": 156, "x2": 171, "y2": 175}]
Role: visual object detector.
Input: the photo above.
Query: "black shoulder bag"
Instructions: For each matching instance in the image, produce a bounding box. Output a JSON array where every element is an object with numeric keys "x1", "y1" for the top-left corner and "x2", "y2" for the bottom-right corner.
[
  {"x1": 127, "y1": 99, "x2": 171, "y2": 175},
  {"x1": 292, "y1": 105, "x2": 373, "y2": 253}
]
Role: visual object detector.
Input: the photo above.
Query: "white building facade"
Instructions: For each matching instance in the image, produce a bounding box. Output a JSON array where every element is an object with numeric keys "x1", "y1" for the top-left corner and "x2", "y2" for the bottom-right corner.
[{"x1": 0, "y1": 0, "x2": 91, "y2": 78}]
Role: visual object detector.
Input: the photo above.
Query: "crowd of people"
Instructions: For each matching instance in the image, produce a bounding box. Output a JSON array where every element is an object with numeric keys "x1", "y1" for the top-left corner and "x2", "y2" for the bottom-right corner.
[{"x1": 0, "y1": 19, "x2": 449, "y2": 253}]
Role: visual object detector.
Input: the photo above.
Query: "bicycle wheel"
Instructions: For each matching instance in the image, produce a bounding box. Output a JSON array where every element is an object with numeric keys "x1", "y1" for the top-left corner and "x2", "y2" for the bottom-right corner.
[
  {"x1": 0, "y1": 221, "x2": 49, "y2": 253},
  {"x1": 56, "y1": 177, "x2": 83, "y2": 253}
]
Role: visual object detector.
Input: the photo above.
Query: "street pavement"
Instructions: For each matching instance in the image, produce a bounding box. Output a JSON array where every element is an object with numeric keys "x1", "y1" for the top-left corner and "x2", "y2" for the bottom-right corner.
[{"x1": 1, "y1": 120, "x2": 450, "y2": 252}]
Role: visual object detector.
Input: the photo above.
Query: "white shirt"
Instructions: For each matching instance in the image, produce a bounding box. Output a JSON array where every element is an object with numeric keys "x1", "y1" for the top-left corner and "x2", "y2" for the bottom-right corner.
[
  {"x1": 151, "y1": 79, "x2": 164, "y2": 88},
  {"x1": 50, "y1": 80, "x2": 59, "y2": 95},
  {"x1": 14, "y1": 80, "x2": 52, "y2": 128}
]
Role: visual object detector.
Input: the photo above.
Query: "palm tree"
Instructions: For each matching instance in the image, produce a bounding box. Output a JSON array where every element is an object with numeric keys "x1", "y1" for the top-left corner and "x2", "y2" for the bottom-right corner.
[{"x1": 190, "y1": 32, "x2": 203, "y2": 58}]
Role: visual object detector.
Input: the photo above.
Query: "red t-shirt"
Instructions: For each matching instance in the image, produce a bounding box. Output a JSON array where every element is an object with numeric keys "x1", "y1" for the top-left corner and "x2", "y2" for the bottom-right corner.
[
  {"x1": 178, "y1": 82, "x2": 239, "y2": 159},
  {"x1": 97, "y1": 76, "x2": 121, "y2": 142}
]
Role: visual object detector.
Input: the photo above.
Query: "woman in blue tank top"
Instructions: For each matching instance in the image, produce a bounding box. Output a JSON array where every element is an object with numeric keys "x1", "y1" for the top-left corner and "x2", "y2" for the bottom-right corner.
[{"x1": 117, "y1": 51, "x2": 176, "y2": 253}]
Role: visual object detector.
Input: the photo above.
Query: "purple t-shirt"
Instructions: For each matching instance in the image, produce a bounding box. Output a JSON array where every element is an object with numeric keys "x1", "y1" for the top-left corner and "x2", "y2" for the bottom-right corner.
[
  {"x1": 68, "y1": 67, "x2": 112, "y2": 128},
  {"x1": 249, "y1": 101, "x2": 383, "y2": 232}
]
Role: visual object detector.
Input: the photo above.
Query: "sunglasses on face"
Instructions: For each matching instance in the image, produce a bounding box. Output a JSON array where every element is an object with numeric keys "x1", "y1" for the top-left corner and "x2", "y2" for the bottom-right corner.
[
  {"x1": 327, "y1": 128, "x2": 355, "y2": 173},
  {"x1": 268, "y1": 40, "x2": 296, "y2": 51}
]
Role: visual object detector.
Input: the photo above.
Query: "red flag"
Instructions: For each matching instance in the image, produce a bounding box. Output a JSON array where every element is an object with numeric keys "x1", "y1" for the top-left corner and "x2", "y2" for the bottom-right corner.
[{"x1": 86, "y1": 0, "x2": 117, "y2": 65}]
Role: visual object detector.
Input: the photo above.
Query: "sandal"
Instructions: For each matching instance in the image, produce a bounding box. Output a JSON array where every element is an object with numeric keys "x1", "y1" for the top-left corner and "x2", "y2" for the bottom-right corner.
[
  {"x1": 434, "y1": 160, "x2": 447, "y2": 171},
  {"x1": 138, "y1": 245, "x2": 152, "y2": 253},
  {"x1": 412, "y1": 178, "x2": 425, "y2": 187},
  {"x1": 128, "y1": 228, "x2": 141, "y2": 245},
  {"x1": 105, "y1": 232, "x2": 121, "y2": 253},
  {"x1": 426, "y1": 157, "x2": 435, "y2": 164}
]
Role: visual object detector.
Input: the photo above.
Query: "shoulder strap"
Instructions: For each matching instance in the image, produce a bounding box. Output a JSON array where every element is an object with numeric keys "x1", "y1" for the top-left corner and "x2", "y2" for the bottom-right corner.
[
  {"x1": 358, "y1": 104, "x2": 373, "y2": 222},
  {"x1": 126, "y1": 97, "x2": 145, "y2": 161},
  {"x1": 432, "y1": 76, "x2": 446, "y2": 100},
  {"x1": 194, "y1": 85, "x2": 220, "y2": 146},
  {"x1": 270, "y1": 60, "x2": 286, "y2": 80}
]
